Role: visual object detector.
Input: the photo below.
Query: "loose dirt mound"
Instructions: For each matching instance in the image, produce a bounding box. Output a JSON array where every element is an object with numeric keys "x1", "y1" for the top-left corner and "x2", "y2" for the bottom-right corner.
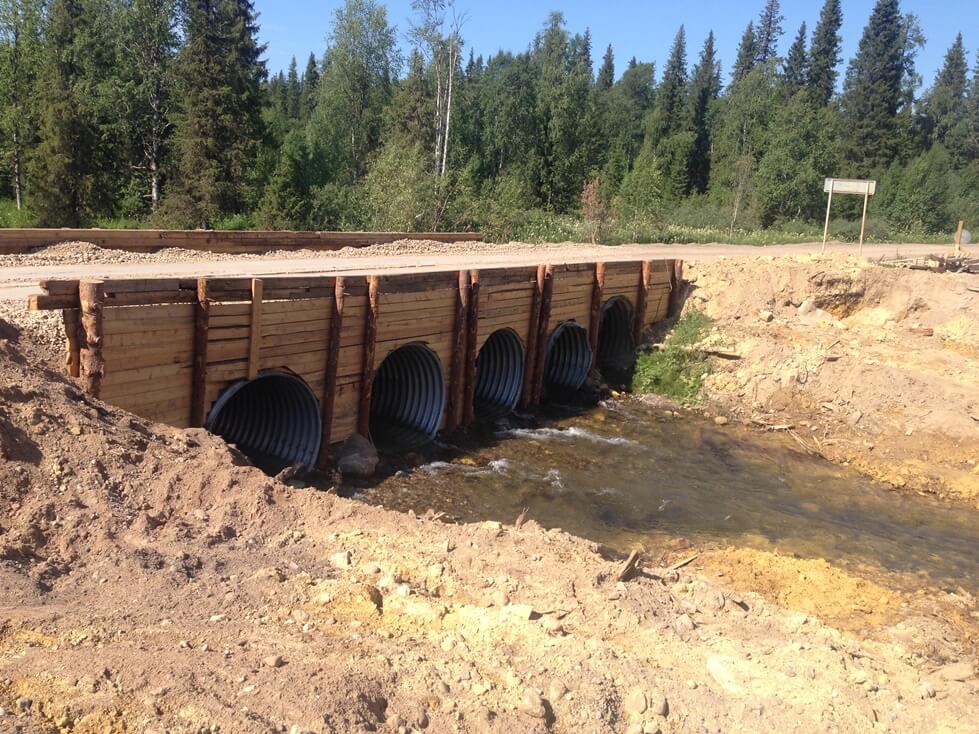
[
  {"x1": 1, "y1": 321, "x2": 978, "y2": 732},
  {"x1": 683, "y1": 255, "x2": 979, "y2": 502},
  {"x1": 0, "y1": 241, "x2": 236, "y2": 267}
]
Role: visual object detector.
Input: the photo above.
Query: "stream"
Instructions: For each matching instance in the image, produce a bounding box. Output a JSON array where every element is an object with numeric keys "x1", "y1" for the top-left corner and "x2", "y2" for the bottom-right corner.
[{"x1": 356, "y1": 399, "x2": 979, "y2": 593}]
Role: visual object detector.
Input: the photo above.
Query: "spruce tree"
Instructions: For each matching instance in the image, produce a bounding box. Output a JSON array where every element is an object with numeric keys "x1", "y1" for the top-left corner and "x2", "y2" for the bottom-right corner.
[
  {"x1": 169, "y1": 0, "x2": 267, "y2": 226},
  {"x1": 967, "y1": 51, "x2": 979, "y2": 160},
  {"x1": 597, "y1": 44, "x2": 614, "y2": 91},
  {"x1": 807, "y1": 0, "x2": 843, "y2": 106},
  {"x1": 840, "y1": 0, "x2": 905, "y2": 171},
  {"x1": 687, "y1": 31, "x2": 721, "y2": 193},
  {"x1": 731, "y1": 22, "x2": 757, "y2": 86},
  {"x1": 781, "y1": 22, "x2": 807, "y2": 93},
  {"x1": 755, "y1": 0, "x2": 784, "y2": 64},
  {"x1": 921, "y1": 34, "x2": 969, "y2": 160},
  {"x1": 286, "y1": 56, "x2": 301, "y2": 119},
  {"x1": 300, "y1": 52, "x2": 319, "y2": 120},
  {"x1": 647, "y1": 25, "x2": 687, "y2": 143}
]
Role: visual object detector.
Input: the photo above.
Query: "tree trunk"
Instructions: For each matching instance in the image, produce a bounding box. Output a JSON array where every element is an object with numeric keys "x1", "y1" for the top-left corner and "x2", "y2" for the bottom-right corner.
[
  {"x1": 440, "y1": 41, "x2": 455, "y2": 178},
  {"x1": 13, "y1": 129, "x2": 23, "y2": 210}
]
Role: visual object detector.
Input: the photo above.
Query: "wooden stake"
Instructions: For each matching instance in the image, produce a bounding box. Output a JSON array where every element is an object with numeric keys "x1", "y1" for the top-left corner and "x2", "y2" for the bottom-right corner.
[
  {"x1": 859, "y1": 189, "x2": 869, "y2": 255},
  {"x1": 246, "y1": 278, "x2": 263, "y2": 380},
  {"x1": 588, "y1": 262, "x2": 606, "y2": 369},
  {"x1": 446, "y1": 270, "x2": 470, "y2": 432},
  {"x1": 633, "y1": 261, "x2": 651, "y2": 346},
  {"x1": 63, "y1": 309, "x2": 81, "y2": 378},
  {"x1": 822, "y1": 182, "x2": 834, "y2": 252},
  {"x1": 190, "y1": 278, "x2": 210, "y2": 427},
  {"x1": 520, "y1": 266, "x2": 545, "y2": 410},
  {"x1": 78, "y1": 281, "x2": 105, "y2": 397},
  {"x1": 357, "y1": 275, "x2": 380, "y2": 437},
  {"x1": 667, "y1": 259, "x2": 685, "y2": 318},
  {"x1": 463, "y1": 270, "x2": 480, "y2": 427},
  {"x1": 317, "y1": 277, "x2": 345, "y2": 469},
  {"x1": 616, "y1": 550, "x2": 641, "y2": 582},
  {"x1": 954, "y1": 220, "x2": 965, "y2": 257},
  {"x1": 531, "y1": 265, "x2": 555, "y2": 406}
]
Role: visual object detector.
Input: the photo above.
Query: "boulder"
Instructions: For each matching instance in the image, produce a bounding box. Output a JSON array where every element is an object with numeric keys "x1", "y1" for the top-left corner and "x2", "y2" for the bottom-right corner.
[{"x1": 335, "y1": 433, "x2": 379, "y2": 479}]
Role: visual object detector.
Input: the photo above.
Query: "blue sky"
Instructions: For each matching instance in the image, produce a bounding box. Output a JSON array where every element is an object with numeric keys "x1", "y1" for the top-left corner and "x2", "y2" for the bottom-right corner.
[{"x1": 254, "y1": 0, "x2": 978, "y2": 90}]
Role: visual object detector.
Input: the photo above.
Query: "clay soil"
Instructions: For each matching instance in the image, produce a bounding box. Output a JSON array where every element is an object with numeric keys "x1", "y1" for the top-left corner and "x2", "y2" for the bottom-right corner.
[
  {"x1": 1, "y1": 244, "x2": 978, "y2": 733},
  {"x1": 680, "y1": 255, "x2": 979, "y2": 504}
]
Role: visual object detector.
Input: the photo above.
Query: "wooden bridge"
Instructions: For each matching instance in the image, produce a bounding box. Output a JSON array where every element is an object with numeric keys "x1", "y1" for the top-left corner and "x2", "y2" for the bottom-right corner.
[{"x1": 32, "y1": 258, "x2": 679, "y2": 471}]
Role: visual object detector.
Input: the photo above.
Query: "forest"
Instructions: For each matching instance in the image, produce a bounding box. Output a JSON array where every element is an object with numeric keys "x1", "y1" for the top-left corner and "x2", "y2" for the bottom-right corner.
[{"x1": 0, "y1": 0, "x2": 976, "y2": 243}]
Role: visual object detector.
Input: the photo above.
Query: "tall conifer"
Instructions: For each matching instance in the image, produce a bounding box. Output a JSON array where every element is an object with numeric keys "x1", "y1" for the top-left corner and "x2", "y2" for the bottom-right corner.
[{"x1": 807, "y1": 0, "x2": 843, "y2": 105}]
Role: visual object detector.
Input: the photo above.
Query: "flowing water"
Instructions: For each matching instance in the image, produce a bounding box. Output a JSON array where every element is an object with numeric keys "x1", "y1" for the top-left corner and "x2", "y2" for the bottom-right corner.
[{"x1": 358, "y1": 400, "x2": 979, "y2": 592}]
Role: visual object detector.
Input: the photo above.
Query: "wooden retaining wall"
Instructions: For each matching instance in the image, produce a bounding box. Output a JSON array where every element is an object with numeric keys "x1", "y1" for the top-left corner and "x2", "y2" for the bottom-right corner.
[
  {"x1": 33, "y1": 259, "x2": 678, "y2": 460},
  {"x1": 0, "y1": 228, "x2": 482, "y2": 255}
]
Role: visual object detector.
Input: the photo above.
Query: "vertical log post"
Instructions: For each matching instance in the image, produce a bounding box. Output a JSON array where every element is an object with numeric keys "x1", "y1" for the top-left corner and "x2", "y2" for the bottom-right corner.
[
  {"x1": 531, "y1": 265, "x2": 555, "y2": 406},
  {"x1": 520, "y1": 266, "x2": 544, "y2": 410},
  {"x1": 357, "y1": 275, "x2": 380, "y2": 437},
  {"x1": 63, "y1": 309, "x2": 82, "y2": 378},
  {"x1": 78, "y1": 281, "x2": 105, "y2": 397},
  {"x1": 246, "y1": 278, "x2": 263, "y2": 380},
  {"x1": 633, "y1": 261, "x2": 652, "y2": 347},
  {"x1": 588, "y1": 262, "x2": 606, "y2": 369},
  {"x1": 445, "y1": 270, "x2": 470, "y2": 433},
  {"x1": 462, "y1": 270, "x2": 480, "y2": 427},
  {"x1": 667, "y1": 259, "x2": 685, "y2": 318},
  {"x1": 190, "y1": 278, "x2": 211, "y2": 428},
  {"x1": 318, "y1": 277, "x2": 345, "y2": 469},
  {"x1": 954, "y1": 220, "x2": 965, "y2": 257}
]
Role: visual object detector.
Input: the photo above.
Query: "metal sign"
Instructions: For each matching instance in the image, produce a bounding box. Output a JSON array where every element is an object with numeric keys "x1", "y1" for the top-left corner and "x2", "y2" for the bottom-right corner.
[{"x1": 824, "y1": 178, "x2": 877, "y2": 196}]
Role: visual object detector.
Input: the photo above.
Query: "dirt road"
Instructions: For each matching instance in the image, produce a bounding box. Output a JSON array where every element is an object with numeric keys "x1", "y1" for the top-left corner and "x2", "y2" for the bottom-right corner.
[{"x1": 1, "y1": 240, "x2": 971, "y2": 301}]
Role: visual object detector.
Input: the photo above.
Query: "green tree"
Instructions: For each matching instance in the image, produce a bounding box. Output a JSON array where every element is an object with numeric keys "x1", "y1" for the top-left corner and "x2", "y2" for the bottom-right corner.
[
  {"x1": 384, "y1": 48, "x2": 431, "y2": 149},
  {"x1": 840, "y1": 0, "x2": 906, "y2": 171},
  {"x1": 878, "y1": 145, "x2": 951, "y2": 233},
  {"x1": 299, "y1": 52, "x2": 320, "y2": 120},
  {"x1": 285, "y1": 56, "x2": 301, "y2": 119},
  {"x1": 781, "y1": 22, "x2": 807, "y2": 94},
  {"x1": 32, "y1": 0, "x2": 125, "y2": 226},
  {"x1": 807, "y1": 0, "x2": 843, "y2": 106},
  {"x1": 967, "y1": 51, "x2": 979, "y2": 160},
  {"x1": 361, "y1": 140, "x2": 436, "y2": 230},
  {"x1": 731, "y1": 22, "x2": 756, "y2": 86},
  {"x1": 646, "y1": 26, "x2": 687, "y2": 144},
  {"x1": 614, "y1": 145, "x2": 664, "y2": 227},
  {"x1": 0, "y1": 0, "x2": 43, "y2": 210},
  {"x1": 597, "y1": 43, "x2": 614, "y2": 91},
  {"x1": 256, "y1": 129, "x2": 314, "y2": 229},
  {"x1": 755, "y1": 0, "x2": 784, "y2": 64},
  {"x1": 919, "y1": 34, "x2": 969, "y2": 161},
  {"x1": 687, "y1": 31, "x2": 721, "y2": 193}
]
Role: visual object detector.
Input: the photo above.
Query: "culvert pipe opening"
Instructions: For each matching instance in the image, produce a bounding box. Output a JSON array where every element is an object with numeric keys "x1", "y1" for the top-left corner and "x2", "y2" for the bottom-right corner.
[
  {"x1": 543, "y1": 321, "x2": 593, "y2": 398},
  {"x1": 206, "y1": 370, "x2": 322, "y2": 475},
  {"x1": 474, "y1": 328, "x2": 525, "y2": 420},
  {"x1": 598, "y1": 296, "x2": 636, "y2": 378},
  {"x1": 370, "y1": 343, "x2": 446, "y2": 451}
]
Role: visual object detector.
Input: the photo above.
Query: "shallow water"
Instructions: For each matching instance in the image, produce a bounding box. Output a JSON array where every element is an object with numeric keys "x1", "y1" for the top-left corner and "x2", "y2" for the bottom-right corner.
[{"x1": 359, "y1": 400, "x2": 979, "y2": 591}]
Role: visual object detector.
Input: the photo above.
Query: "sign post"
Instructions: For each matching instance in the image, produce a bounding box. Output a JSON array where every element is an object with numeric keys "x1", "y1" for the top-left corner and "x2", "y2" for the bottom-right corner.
[{"x1": 822, "y1": 178, "x2": 877, "y2": 255}]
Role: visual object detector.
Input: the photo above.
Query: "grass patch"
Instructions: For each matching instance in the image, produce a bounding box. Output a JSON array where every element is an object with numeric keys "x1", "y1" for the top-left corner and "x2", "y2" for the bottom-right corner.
[
  {"x1": 631, "y1": 310, "x2": 713, "y2": 403},
  {"x1": 0, "y1": 199, "x2": 37, "y2": 227}
]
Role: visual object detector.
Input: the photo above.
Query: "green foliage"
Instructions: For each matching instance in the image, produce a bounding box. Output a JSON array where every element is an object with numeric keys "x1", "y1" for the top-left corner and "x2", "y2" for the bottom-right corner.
[
  {"x1": 877, "y1": 145, "x2": 952, "y2": 234},
  {"x1": 614, "y1": 147, "x2": 665, "y2": 226},
  {"x1": 0, "y1": 197, "x2": 35, "y2": 226},
  {"x1": 361, "y1": 141, "x2": 435, "y2": 231},
  {"x1": 807, "y1": 0, "x2": 843, "y2": 106},
  {"x1": 632, "y1": 310, "x2": 713, "y2": 403}
]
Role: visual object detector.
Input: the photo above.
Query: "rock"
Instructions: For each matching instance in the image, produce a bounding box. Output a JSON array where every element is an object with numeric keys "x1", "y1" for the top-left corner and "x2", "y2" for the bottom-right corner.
[
  {"x1": 623, "y1": 689, "x2": 647, "y2": 717},
  {"x1": 642, "y1": 722, "x2": 662, "y2": 734},
  {"x1": 758, "y1": 310, "x2": 774, "y2": 323},
  {"x1": 648, "y1": 693, "x2": 668, "y2": 717},
  {"x1": 208, "y1": 614, "x2": 225, "y2": 623},
  {"x1": 938, "y1": 661, "x2": 975, "y2": 682},
  {"x1": 335, "y1": 433, "x2": 379, "y2": 479},
  {"x1": 673, "y1": 613, "x2": 695, "y2": 634},
  {"x1": 798, "y1": 299, "x2": 816, "y2": 316},
  {"x1": 713, "y1": 416, "x2": 729, "y2": 426},
  {"x1": 547, "y1": 679, "x2": 569, "y2": 702},
  {"x1": 504, "y1": 603, "x2": 535, "y2": 620},
  {"x1": 386, "y1": 714, "x2": 405, "y2": 729},
  {"x1": 15, "y1": 697, "x2": 32, "y2": 712},
  {"x1": 263, "y1": 654, "x2": 285, "y2": 668},
  {"x1": 330, "y1": 550, "x2": 352, "y2": 569},
  {"x1": 517, "y1": 690, "x2": 547, "y2": 719}
]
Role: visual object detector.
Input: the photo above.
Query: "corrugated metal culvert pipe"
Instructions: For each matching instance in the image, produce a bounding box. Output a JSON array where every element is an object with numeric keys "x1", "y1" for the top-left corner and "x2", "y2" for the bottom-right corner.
[
  {"x1": 543, "y1": 321, "x2": 593, "y2": 397},
  {"x1": 206, "y1": 370, "x2": 322, "y2": 475},
  {"x1": 370, "y1": 343, "x2": 446, "y2": 451},
  {"x1": 598, "y1": 296, "x2": 636, "y2": 373},
  {"x1": 474, "y1": 328, "x2": 525, "y2": 419}
]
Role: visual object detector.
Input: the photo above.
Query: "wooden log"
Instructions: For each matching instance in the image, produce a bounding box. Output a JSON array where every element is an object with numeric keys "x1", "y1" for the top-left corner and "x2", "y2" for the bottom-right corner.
[
  {"x1": 531, "y1": 265, "x2": 555, "y2": 406},
  {"x1": 357, "y1": 276, "x2": 380, "y2": 437},
  {"x1": 520, "y1": 265, "x2": 545, "y2": 409},
  {"x1": 78, "y1": 282, "x2": 105, "y2": 396},
  {"x1": 317, "y1": 277, "x2": 345, "y2": 469},
  {"x1": 247, "y1": 279, "x2": 263, "y2": 380},
  {"x1": 463, "y1": 270, "x2": 480, "y2": 427},
  {"x1": 589, "y1": 262, "x2": 606, "y2": 368},
  {"x1": 668, "y1": 259, "x2": 685, "y2": 318},
  {"x1": 445, "y1": 270, "x2": 470, "y2": 433},
  {"x1": 63, "y1": 309, "x2": 81, "y2": 378},
  {"x1": 190, "y1": 279, "x2": 211, "y2": 428},
  {"x1": 633, "y1": 261, "x2": 652, "y2": 346}
]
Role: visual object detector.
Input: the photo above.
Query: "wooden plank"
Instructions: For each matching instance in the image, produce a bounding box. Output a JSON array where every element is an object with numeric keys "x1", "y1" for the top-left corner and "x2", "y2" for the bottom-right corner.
[
  {"x1": 445, "y1": 270, "x2": 470, "y2": 433},
  {"x1": 531, "y1": 265, "x2": 555, "y2": 406},
  {"x1": 462, "y1": 271, "x2": 479, "y2": 427},
  {"x1": 520, "y1": 265, "x2": 544, "y2": 409},
  {"x1": 668, "y1": 260, "x2": 684, "y2": 318},
  {"x1": 357, "y1": 276, "x2": 380, "y2": 437},
  {"x1": 634, "y1": 261, "x2": 652, "y2": 346},
  {"x1": 79, "y1": 281, "x2": 105, "y2": 397},
  {"x1": 589, "y1": 263, "x2": 605, "y2": 368},
  {"x1": 318, "y1": 277, "x2": 345, "y2": 468},
  {"x1": 190, "y1": 279, "x2": 211, "y2": 427},
  {"x1": 247, "y1": 279, "x2": 263, "y2": 380},
  {"x1": 63, "y1": 309, "x2": 81, "y2": 378}
]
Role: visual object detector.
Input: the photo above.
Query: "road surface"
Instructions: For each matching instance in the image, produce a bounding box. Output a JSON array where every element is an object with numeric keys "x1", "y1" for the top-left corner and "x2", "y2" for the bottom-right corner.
[{"x1": 1, "y1": 240, "x2": 972, "y2": 302}]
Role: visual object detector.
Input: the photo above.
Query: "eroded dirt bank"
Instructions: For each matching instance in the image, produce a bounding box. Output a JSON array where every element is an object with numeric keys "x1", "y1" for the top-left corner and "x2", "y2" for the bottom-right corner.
[
  {"x1": 680, "y1": 255, "x2": 979, "y2": 504},
  {"x1": 2, "y1": 318, "x2": 978, "y2": 733}
]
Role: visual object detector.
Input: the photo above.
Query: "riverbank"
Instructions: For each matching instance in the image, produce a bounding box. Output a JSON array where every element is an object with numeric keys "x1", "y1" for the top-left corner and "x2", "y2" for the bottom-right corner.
[{"x1": 667, "y1": 254, "x2": 979, "y2": 505}]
